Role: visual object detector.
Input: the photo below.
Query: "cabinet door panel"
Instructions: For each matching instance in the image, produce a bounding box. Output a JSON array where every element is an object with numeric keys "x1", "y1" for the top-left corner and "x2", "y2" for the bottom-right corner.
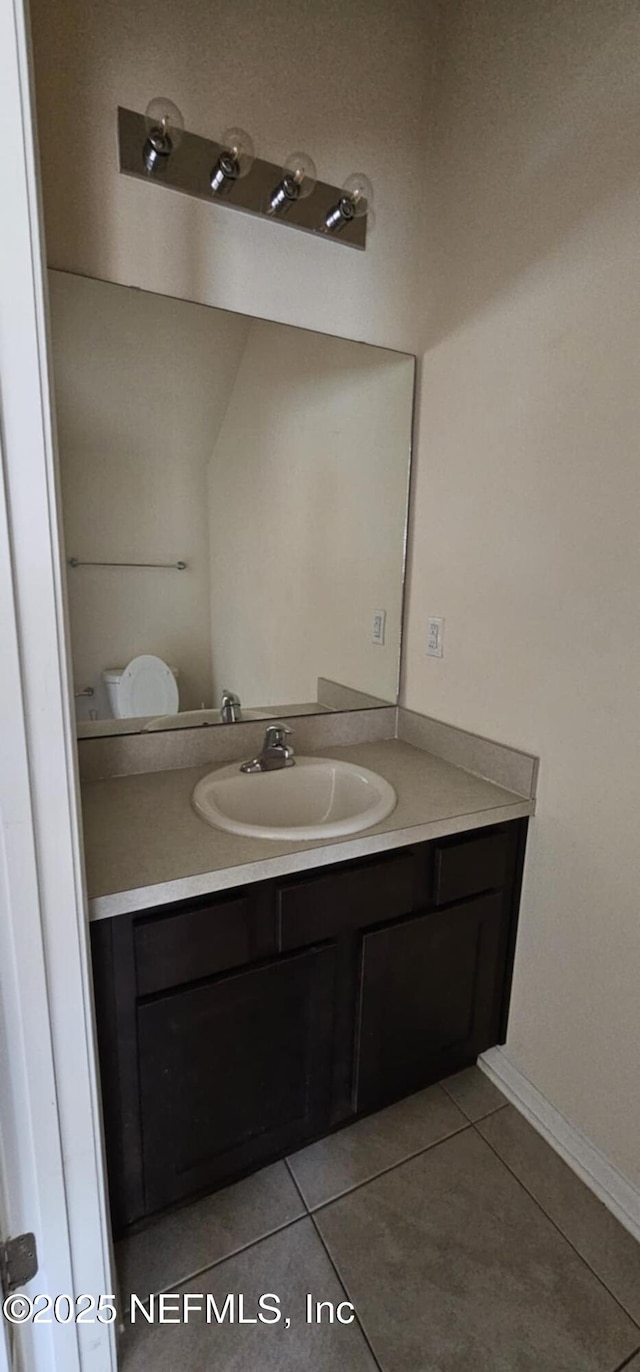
[
  {"x1": 138, "y1": 945, "x2": 336, "y2": 1212},
  {"x1": 356, "y1": 894, "x2": 503, "y2": 1113}
]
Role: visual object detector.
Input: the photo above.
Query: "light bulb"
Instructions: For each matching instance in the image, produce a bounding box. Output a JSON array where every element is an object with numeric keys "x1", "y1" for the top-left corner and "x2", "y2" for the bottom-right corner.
[
  {"x1": 342, "y1": 172, "x2": 373, "y2": 218},
  {"x1": 143, "y1": 97, "x2": 184, "y2": 172},
  {"x1": 283, "y1": 151, "x2": 317, "y2": 199},
  {"x1": 269, "y1": 150, "x2": 317, "y2": 215},
  {"x1": 325, "y1": 171, "x2": 374, "y2": 232},
  {"x1": 221, "y1": 127, "x2": 255, "y2": 177},
  {"x1": 211, "y1": 126, "x2": 255, "y2": 193}
]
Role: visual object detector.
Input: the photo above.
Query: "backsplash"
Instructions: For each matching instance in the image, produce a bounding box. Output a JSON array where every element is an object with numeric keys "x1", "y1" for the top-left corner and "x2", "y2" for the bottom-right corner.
[{"x1": 77, "y1": 706, "x2": 398, "y2": 781}]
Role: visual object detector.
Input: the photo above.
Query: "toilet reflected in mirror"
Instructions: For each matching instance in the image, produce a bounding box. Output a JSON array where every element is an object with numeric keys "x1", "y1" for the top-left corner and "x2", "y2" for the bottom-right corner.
[{"x1": 102, "y1": 655, "x2": 179, "y2": 721}]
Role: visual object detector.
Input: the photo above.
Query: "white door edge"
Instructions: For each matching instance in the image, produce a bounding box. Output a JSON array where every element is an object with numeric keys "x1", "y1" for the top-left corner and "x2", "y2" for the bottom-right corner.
[{"x1": 0, "y1": 1, "x2": 116, "y2": 1368}]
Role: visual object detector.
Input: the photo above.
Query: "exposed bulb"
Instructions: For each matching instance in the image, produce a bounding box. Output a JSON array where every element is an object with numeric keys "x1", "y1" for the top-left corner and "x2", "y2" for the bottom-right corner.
[
  {"x1": 143, "y1": 97, "x2": 184, "y2": 172},
  {"x1": 324, "y1": 171, "x2": 374, "y2": 233},
  {"x1": 211, "y1": 126, "x2": 255, "y2": 193},
  {"x1": 342, "y1": 172, "x2": 374, "y2": 218},
  {"x1": 269, "y1": 150, "x2": 317, "y2": 215},
  {"x1": 221, "y1": 127, "x2": 255, "y2": 177},
  {"x1": 283, "y1": 151, "x2": 317, "y2": 200}
]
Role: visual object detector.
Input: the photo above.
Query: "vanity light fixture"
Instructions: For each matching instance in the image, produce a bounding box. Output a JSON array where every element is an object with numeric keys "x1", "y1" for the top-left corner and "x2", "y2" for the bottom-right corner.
[
  {"x1": 210, "y1": 127, "x2": 255, "y2": 194},
  {"x1": 268, "y1": 151, "x2": 317, "y2": 215},
  {"x1": 324, "y1": 172, "x2": 374, "y2": 233},
  {"x1": 118, "y1": 106, "x2": 370, "y2": 248},
  {"x1": 143, "y1": 97, "x2": 184, "y2": 172}
]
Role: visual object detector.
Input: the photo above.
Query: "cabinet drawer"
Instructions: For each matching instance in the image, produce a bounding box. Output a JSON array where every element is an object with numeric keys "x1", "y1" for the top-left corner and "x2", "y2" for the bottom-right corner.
[
  {"x1": 134, "y1": 894, "x2": 273, "y2": 996},
  {"x1": 278, "y1": 849, "x2": 420, "y2": 951},
  {"x1": 433, "y1": 830, "x2": 508, "y2": 906}
]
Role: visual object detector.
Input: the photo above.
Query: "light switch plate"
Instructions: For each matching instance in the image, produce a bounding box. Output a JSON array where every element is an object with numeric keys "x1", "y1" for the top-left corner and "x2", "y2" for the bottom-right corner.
[
  {"x1": 426, "y1": 616, "x2": 444, "y2": 657},
  {"x1": 372, "y1": 610, "x2": 386, "y2": 646}
]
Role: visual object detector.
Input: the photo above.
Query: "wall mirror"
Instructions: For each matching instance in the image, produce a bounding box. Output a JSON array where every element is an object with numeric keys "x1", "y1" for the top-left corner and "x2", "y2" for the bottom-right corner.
[{"x1": 48, "y1": 271, "x2": 415, "y2": 738}]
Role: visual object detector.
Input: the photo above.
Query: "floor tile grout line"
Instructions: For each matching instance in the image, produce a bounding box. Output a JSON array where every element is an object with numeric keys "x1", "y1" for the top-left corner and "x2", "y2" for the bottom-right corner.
[
  {"x1": 117, "y1": 1089, "x2": 512, "y2": 1319},
  {"x1": 284, "y1": 1155, "x2": 312, "y2": 1213},
  {"x1": 287, "y1": 1152, "x2": 384, "y2": 1367},
  {"x1": 119, "y1": 1078, "x2": 496, "y2": 1303},
  {"x1": 122, "y1": 1108, "x2": 469, "y2": 1311},
  {"x1": 120, "y1": 1209, "x2": 308, "y2": 1313},
  {"x1": 301, "y1": 1120, "x2": 472, "y2": 1216},
  {"x1": 439, "y1": 1083, "x2": 510, "y2": 1124},
  {"x1": 475, "y1": 1122, "x2": 640, "y2": 1332},
  {"x1": 612, "y1": 1346, "x2": 640, "y2": 1372},
  {"x1": 308, "y1": 1208, "x2": 386, "y2": 1372},
  {"x1": 124, "y1": 1196, "x2": 386, "y2": 1368}
]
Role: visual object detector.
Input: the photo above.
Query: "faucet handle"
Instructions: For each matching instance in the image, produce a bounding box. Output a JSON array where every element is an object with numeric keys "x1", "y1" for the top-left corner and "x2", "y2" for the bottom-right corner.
[
  {"x1": 264, "y1": 722, "x2": 292, "y2": 749},
  {"x1": 240, "y1": 722, "x2": 294, "y2": 772}
]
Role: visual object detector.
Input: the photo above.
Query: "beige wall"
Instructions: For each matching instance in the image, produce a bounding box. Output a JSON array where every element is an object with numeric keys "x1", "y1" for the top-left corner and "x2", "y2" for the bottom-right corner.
[
  {"x1": 31, "y1": 0, "x2": 437, "y2": 354},
  {"x1": 209, "y1": 320, "x2": 413, "y2": 705},
  {"x1": 31, "y1": 0, "x2": 640, "y2": 1194},
  {"x1": 49, "y1": 271, "x2": 250, "y2": 716},
  {"x1": 404, "y1": 0, "x2": 640, "y2": 1187}
]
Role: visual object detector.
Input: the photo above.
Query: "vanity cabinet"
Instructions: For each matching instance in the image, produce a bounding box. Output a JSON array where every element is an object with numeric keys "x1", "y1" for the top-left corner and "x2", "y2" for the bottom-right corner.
[{"x1": 91, "y1": 818, "x2": 527, "y2": 1233}]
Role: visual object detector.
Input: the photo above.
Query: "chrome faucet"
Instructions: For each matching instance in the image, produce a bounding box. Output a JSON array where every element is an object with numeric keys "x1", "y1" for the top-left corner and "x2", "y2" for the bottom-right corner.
[
  {"x1": 220, "y1": 689, "x2": 241, "y2": 724},
  {"x1": 240, "y1": 724, "x2": 295, "y2": 773}
]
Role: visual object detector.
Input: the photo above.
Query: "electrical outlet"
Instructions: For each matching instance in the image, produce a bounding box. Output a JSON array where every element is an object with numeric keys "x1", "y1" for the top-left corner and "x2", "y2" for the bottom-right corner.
[
  {"x1": 372, "y1": 610, "x2": 386, "y2": 646},
  {"x1": 426, "y1": 616, "x2": 444, "y2": 657}
]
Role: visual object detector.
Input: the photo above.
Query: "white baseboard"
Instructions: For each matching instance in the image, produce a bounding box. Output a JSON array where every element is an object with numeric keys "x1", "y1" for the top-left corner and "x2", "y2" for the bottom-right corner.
[{"x1": 479, "y1": 1047, "x2": 640, "y2": 1246}]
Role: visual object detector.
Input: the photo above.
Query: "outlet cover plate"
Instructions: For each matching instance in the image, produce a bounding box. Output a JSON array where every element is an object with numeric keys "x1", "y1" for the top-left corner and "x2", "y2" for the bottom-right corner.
[{"x1": 426, "y1": 616, "x2": 444, "y2": 658}]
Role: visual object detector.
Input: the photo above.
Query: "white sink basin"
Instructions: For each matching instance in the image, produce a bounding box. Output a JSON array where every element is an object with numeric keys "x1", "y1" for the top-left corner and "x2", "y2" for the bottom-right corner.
[{"x1": 192, "y1": 756, "x2": 397, "y2": 841}]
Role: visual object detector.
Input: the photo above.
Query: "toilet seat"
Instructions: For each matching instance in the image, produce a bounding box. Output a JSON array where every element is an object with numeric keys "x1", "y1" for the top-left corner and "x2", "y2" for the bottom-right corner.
[{"x1": 116, "y1": 655, "x2": 179, "y2": 718}]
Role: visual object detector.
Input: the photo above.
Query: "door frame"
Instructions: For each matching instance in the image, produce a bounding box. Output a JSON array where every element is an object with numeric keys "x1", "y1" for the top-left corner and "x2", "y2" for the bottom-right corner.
[{"x1": 0, "y1": 1, "x2": 116, "y2": 1368}]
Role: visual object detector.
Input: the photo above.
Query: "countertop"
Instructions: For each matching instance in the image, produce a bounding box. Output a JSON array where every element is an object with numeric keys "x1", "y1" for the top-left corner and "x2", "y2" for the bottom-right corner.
[{"x1": 82, "y1": 738, "x2": 534, "y2": 920}]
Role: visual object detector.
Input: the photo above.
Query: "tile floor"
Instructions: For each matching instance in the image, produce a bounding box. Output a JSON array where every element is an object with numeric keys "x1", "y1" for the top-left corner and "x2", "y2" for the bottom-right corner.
[{"x1": 117, "y1": 1067, "x2": 640, "y2": 1371}]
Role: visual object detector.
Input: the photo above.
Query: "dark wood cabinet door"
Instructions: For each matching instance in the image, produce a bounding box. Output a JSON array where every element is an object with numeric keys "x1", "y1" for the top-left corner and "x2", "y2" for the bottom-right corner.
[
  {"x1": 355, "y1": 894, "x2": 504, "y2": 1113},
  {"x1": 138, "y1": 944, "x2": 336, "y2": 1213}
]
